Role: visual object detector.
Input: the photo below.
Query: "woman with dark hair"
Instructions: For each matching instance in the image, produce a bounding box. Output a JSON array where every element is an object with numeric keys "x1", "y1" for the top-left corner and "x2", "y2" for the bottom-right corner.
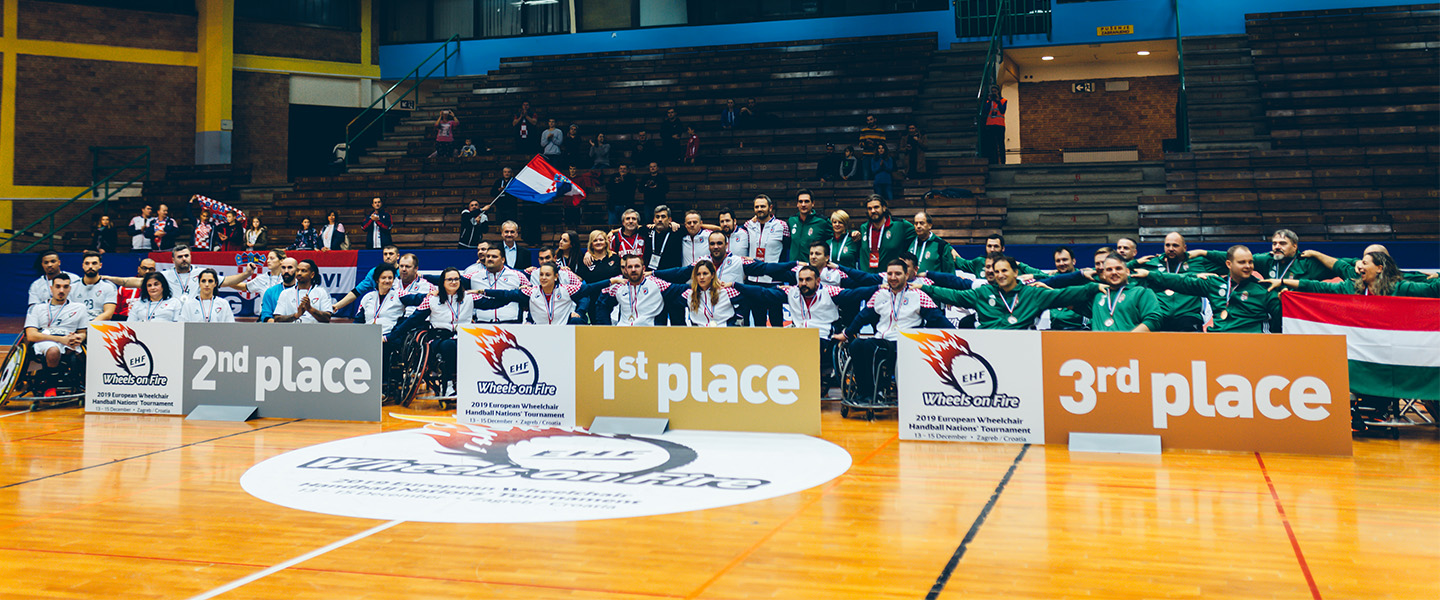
[
  {"x1": 290, "y1": 217, "x2": 320, "y2": 251},
  {"x1": 179, "y1": 269, "x2": 235, "y2": 323},
  {"x1": 1265, "y1": 251, "x2": 1438, "y2": 297},
  {"x1": 556, "y1": 230, "x2": 583, "y2": 270},
  {"x1": 320, "y1": 210, "x2": 348, "y2": 251},
  {"x1": 128, "y1": 272, "x2": 182, "y2": 322},
  {"x1": 476, "y1": 263, "x2": 605, "y2": 325},
  {"x1": 391, "y1": 267, "x2": 480, "y2": 397},
  {"x1": 870, "y1": 144, "x2": 895, "y2": 200},
  {"x1": 245, "y1": 216, "x2": 267, "y2": 251}
]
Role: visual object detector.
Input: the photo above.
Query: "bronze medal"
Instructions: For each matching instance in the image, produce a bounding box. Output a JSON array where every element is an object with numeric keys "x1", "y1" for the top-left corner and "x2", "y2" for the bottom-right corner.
[{"x1": 1165, "y1": 289, "x2": 1175, "y2": 296}]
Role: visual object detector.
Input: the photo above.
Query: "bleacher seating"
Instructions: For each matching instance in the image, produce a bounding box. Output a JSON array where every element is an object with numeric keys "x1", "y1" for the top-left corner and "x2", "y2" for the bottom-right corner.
[{"x1": 1141, "y1": 3, "x2": 1439, "y2": 242}]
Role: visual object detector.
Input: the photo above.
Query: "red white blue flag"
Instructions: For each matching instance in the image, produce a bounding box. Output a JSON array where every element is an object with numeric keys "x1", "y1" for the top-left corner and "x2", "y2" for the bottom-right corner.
[{"x1": 506, "y1": 155, "x2": 587, "y2": 205}]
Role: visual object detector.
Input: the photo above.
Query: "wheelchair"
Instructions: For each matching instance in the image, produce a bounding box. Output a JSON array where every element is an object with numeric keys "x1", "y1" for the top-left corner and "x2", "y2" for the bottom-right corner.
[
  {"x1": 393, "y1": 327, "x2": 457, "y2": 410},
  {"x1": 0, "y1": 340, "x2": 87, "y2": 412},
  {"x1": 835, "y1": 337, "x2": 898, "y2": 421},
  {"x1": 1352, "y1": 393, "x2": 1439, "y2": 438}
]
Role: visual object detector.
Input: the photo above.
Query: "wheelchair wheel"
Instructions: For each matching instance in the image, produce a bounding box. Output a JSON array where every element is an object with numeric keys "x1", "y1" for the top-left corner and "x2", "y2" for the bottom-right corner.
[{"x1": 0, "y1": 342, "x2": 33, "y2": 407}]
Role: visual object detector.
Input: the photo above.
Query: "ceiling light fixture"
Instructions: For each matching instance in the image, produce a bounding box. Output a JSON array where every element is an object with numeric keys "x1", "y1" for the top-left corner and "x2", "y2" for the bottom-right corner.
[
  {"x1": 1136, "y1": 51, "x2": 1151, "y2": 56},
  {"x1": 1041, "y1": 56, "x2": 1054, "y2": 61}
]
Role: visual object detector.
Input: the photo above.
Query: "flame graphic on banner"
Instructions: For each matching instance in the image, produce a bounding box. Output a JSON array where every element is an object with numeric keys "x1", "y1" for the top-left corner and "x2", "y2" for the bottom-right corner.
[
  {"x1": 463, "y1": 326, "x2": 521, "y2": 379},
  {"x1": 900, "y1": 330, "x2": 977, "y2": 395},
  {"x1": 91, "y1": 322, "x2": 141, "y2": 372},
  {"x1": 420, "y1": 422, "x2": 596, "y2": 465}
]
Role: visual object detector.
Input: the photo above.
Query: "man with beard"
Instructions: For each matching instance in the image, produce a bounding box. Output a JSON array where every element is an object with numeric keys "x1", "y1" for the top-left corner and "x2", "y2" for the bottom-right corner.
[
  {"x1": 1192, "y1": 229, "x2": 1327, "y2": 332},
  {"x1": 597, "y1": 254, "x2": 678, "y2": 326},
  {"x1": 1089, "y1": 254, "x2": 1163, "y2": 331},
  {"x1": 857, "y1": 195, "x2": 914, "y2": 274},
  {"x1": 105, "y1": 244, "x2": 202, "y2": 299},
  {"x1": 718, "y1": 208, "x2": 749, "y2": 257},
  {"x1": 114, "y1": 258, "x2": 157, "y2": 321},
  {"x1": 260, "y1": 258, "x2": 298, "y2": 322},
  {"x1": 834, "y1": 259, "x2": 950, "y2": 404},
  {"x1": 69, "y1": 251, "x2": 118, "y2": 322},
  {"x1": 28, "y1": 251, "x2": 80, "y2": 308},
  {"x1": 1134, "y1": 245, "x2": 1278, "y2": 333},
  {"x1": 646, "y1": 205, "x2": 683, "y2": 271},
  {"x1": 467, "y1": 247, "x2": 528, "y2": 324},
  {"x1": 273, "y1": 259, "x2": 333, "y2": 323},
  {"x1": 1129, "y1": 232, "x2": 1219, "y2": 332},
  {"x1": 920, "y1": 256, "x2": 1102, "y2": 330},
  {"x1": 743, "y1": 194, "x2": 791, "y2": 326}
]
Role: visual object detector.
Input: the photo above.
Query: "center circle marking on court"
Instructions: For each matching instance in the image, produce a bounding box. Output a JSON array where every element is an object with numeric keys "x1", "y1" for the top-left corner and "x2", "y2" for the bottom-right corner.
[{"x1": 241, "y1": 422, "x2": 851, "y2": 523}]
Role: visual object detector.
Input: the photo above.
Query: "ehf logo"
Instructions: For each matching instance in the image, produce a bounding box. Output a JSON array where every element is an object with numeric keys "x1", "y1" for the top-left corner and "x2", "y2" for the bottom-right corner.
[
  {"x1": 463, "y1": 326, "x2": 555, "y2": 395},
  {"x1": 92, "y1": 322, "x2": 167, "y2": 386},
  {"x1": 901, "y1": 331, "x2": 1019, "y2": 409}
]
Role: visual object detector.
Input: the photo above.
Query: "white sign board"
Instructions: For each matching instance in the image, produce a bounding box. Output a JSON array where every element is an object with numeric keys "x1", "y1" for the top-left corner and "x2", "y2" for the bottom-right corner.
[{"x1": 896, "y1": 329, "x2": 1046, "y2": 444}]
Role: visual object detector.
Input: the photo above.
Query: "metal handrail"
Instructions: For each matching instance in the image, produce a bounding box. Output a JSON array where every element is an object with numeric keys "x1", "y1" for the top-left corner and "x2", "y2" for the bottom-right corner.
[
  {"x1": 1, "y1": 148, "x2": 150, "y2": 253},
  {"x1": 973, "y1": 0, "x2": 1012, "y2": 157},
  {"x1": 1173, "y1": 0, "x2": 1191, "y2": 152},
  {"x1": 344, "y1": 34, "x2": 461, "y2": 166}
]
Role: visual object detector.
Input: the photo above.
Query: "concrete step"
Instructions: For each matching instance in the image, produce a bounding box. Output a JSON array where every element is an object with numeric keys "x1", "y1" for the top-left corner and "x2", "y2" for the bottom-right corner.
[
  {"x1": 1189, "y1": 137, "x2": 1273, "y2": 151},
  {"x1": 988, "y1": 164, "x2": 1165, "y2": 188},
  {"x1": 1189, "y1": 105, "x2": 1265, "y2": 120},
  {"x1": 1190, "y1": 121, "x2": 1268, "y2": 138},
  {"x1": 1001, "y1": 190, "x2": 1152, "y2": 208},
  {"x1": 1004, "y1": 209, "x2": 1139, "y2": 231},
  {"x1": 1180, "y1": 34, "x2": 1251, "y2": 52}
]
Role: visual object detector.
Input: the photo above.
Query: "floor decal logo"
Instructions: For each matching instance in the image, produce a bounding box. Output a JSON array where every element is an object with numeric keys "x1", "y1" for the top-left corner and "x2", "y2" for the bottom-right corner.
[{"x1": 242, "y1": 417, "x2": 851, "y2": 523}]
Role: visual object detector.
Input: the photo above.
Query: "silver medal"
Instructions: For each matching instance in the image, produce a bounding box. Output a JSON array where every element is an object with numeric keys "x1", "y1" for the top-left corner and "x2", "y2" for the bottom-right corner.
[{"x1": 1007, "y1": 316, "x2": 1018, "y2": 324}]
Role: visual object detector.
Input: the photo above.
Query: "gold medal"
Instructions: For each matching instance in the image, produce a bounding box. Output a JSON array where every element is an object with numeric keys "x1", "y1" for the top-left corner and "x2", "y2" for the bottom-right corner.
[
  {"x1": 1219, "y1": 310, "x2": 1229, "y2": 320},
  {"x1": 1104, "y1": 318, "x2": 1114, "y2": 327},
  {"x1": 1165, "y1": 289, "x2": 1175, "y2": 296}
]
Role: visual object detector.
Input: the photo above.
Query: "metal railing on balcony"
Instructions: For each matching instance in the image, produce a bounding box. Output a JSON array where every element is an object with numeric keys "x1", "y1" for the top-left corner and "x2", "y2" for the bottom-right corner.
[
  {"x1": 0, "y1": 146, "x2": 150, "y2": 253},
  {"x1": 344, "y1": 35, "x2": 460, "y2": 167}
]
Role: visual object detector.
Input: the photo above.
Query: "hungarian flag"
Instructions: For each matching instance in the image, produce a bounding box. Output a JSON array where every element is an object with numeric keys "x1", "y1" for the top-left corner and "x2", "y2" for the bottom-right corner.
[
  {"x1": 505, "y1": 155, "x2": 586, "y2": 206},
  {"x1": 1282, "y1": 291, "x2": 1440, "y2": 399}
]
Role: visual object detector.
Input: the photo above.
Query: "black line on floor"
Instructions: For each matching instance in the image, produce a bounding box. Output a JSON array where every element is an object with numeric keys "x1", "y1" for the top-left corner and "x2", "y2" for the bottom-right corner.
[
  {"x1": 925, "y1": 443, "x2": 1030, "y2": 600},
  {"x1": 0, "y1": 419, "x2": 304, "y2": 489}
]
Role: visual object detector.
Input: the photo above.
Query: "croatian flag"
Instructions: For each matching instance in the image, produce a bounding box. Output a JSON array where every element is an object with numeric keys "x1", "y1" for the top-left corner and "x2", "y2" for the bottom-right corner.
[{"x1": 506, "y1": 155, "x2": 587, "y2": 205}]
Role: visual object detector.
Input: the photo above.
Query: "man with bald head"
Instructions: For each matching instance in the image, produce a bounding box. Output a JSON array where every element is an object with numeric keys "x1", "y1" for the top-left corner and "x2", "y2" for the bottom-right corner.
[
  {"x1": 910, "y1": 211, "x2": 958, "y2": 273},
  {"x1": 1134, "y1": 245, "x2": 1278, "y2": 333},
  {"x1": 1128, "y1": 231, "x2": 1220, "y2": 332}
]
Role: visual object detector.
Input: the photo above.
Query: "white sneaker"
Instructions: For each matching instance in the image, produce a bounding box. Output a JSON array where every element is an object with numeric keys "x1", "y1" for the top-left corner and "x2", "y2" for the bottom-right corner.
[{"x1": 444, "y1": 382, "x2": 456, "y2": 397}]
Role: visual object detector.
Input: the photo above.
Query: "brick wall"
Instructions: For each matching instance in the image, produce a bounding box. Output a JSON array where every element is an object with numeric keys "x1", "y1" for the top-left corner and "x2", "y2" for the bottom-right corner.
[
  {"x1": 233, "y1": 71, "x2": 290, "y2": 185},
  {"x1": 236, "y1": 19, "x2": 361, "y2": 63},
  {"x1": 1018, "y1": 76, "x2": 1178, "y2": 163},
  {"x1": 14, "y1": 55, "x2": 195, "y2": 186},
  {"x1": 19, "y1": 0, "x2": 197, "y2": 52}
]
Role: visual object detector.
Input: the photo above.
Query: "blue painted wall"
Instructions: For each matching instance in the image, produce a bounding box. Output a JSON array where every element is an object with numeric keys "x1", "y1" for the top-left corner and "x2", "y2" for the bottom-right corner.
[{"x1": 379, "y1": 1, "x2": 1421, "y2": 77}]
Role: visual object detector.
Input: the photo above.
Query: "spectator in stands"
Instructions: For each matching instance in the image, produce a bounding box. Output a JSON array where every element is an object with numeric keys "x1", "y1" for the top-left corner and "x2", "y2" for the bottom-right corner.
[
  {"x1": 631, "y1": 131, "x2": 660, "y2": 168},
  {"x1": 870, "y1": 144, "x2": 895, "y2": 200},
  {"x1": 720, "y1": 100, "x2": 738, "y2": 130},
  {"x1": 605, "y1": 164, "x2": 636, "y2": 226},
  {"x1": 362, "y1": 197, "x2": 393, "y2": 249},
  {"x1": 565, "y1": 165, "x2": 599, "y2": 230},
  {"x1": 244, "y1": 216, "x2": 267, "y2": 251},
  {"x1": 460, "y1": 139, "x2": 478, "y2": 158},
  {"x1": 190, "y1": 207, "x2": 215, "y2": 251},
  {"x1": 589, "y1": 133, "x2": 611, "y2": 168},
  {"x1": 640, "y1": 162, "x2": 669, "y2": 216},
  {"x1": 290, "y1": 217, "x2": 320, "y2": 251},
  {"x1": 491, "y1": 166, "x2": 515, "y2": 199},
  {"x1": 839, "y1": 146, "x2": 859, "y2": 181},
  {"x1": 146, "y1": 204, "x2": 178, "y2": 251},
  {"x1": 498, "y1": 220, "x2": 532, "y2": 270},
  {"x1": 815, "y1": 143, "x2": 840, "y2": 183},
  {"x1": 682, "y1": 126, "x2": 699, "y2": 165},
  {"x1": 564, "y1": 123, "x2": 586, "y2": 169},
  {"x1": 788, "y1": 189, "x2": 828, "y2": 261},
  {"x1": 661, "y1": 108, "x2": 685, "y2": 164},
  {"x1": 216, "y1": 210, "x2": 244, "y2": 251},
  {"x1": 91, "y1": 215, "x2": 116, "y2": 255},
  {"x1": 828, "y1": 210, "x2": 861, "y2": 268},
  {"x1": 129, "y1": 204, "x2": 153, "y2": 252},
  {"x1": 540, "y1": 119, "x2": 564, "y2": 164},
  {"x1": 900, "y1": 124, "x2": 928, "y2": 178},
  {"x1": 459, "y1": 199, "x2": 491, "y2": 249},
  {"x1": 320, "y1": 210, "x2": 348, "y2": 251},
  {"x1": 982, "y1": 85, "x2": 1006, "y2": 165},
  {"x1": 858, "y1": 114, "x2": 886, "y2": 179},
  {"x1": 738, "y1": 97, "x2": 765, "y2": 129},
  {"x1": 430, "y1": 109, "x2": 459, "y2": 158},
  {"x1": 512, "y1": 101, "x2": 538, "y2": 148}
]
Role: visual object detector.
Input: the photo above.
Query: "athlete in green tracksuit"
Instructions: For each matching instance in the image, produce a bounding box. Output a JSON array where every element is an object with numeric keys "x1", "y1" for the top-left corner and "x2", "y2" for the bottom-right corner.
[
  {"x1": 1136, "y1": 245, "x2": 1279, "y2": 333},
  {"x1": 920, "y1": 256, "x2": 1102, "y2": 330}
]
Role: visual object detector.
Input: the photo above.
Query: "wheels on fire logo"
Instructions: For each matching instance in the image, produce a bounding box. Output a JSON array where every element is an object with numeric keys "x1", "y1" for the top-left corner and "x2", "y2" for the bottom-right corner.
[
  {"x1": 91, "y1": 323, "x2": 167, "y2": 386},
  {"x1": 464, "y1": 326, "x2": 557, "y2": 396},
  {"x1": 298, "y1": 421, "x2": 771, "y2": 490},
  {"x1": 901, "y1": 331, "x2": 1020, "y2": 409}
]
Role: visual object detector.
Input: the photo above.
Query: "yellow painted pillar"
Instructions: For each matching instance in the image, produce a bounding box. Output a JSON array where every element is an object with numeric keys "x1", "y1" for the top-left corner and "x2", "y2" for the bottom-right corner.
[{"x1": 195, "y1": 0, "x2": 234, "y2": 164}]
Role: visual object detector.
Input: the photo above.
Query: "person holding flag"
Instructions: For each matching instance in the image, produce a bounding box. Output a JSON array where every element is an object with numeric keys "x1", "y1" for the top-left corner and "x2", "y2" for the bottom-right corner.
[{"x1": 501, "y1": 155, "x2": 587, "y2": 240}]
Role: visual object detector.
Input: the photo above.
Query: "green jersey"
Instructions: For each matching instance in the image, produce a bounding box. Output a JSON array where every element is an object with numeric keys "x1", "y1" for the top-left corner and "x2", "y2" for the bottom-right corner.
[
  {"x1": 1295, "y1": 278, "x2": 1440, "y2": 297},
  {"x1": 825, "y1": 234, "x2": 861, "y2": 269},
  {"x1": 921, "y1": 282, "x2": 1101, "y2": 330},
  {"x1": 857, "y1": 218, "x2": 916, "y2": 274},
  {"x1": 1046, "y1": 307, "x2": 1089, "y2": 331},
  {"x1": 1145, "y1": 272, "x2": 1278, "y2": 333},
  {"x1": 909, "y1": 234, "x2": 957, "y2": 274},
  {"x1": 1128, "y1": 255, "x2": 1217, "y2": 321},
  {"x1": 1088, "y1": 282, "x2": 1164, "y2": 332},
  {"x1": 1203, "y1": 250, "x2": 1332, "y2": 281},
  {"x1": 787, "y1": 213, "x2": 830, "y2": 261},
  {"x1": 955, "y1": 256, "x2": 1046, "y2": 278}
]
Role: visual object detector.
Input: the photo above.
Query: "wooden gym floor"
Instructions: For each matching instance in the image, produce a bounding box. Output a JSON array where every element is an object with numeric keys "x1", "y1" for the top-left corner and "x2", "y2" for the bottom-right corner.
[{"x1": 0, "y1": 401, "x2": 1435, "y2": 600}]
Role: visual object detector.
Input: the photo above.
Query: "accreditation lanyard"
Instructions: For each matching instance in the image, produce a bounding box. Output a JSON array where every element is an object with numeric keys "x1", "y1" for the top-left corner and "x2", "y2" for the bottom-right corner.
[
  {"x1": 1223, "y1": 277, "x2": 1238, "y2": 312},
  {"x1": 46, "y1": 303, "x2": 60, "y2": 329},
  {"x1": 798, "y1": 290, "x2": 819, "y2": 325},
  {"x1": 1273, "y1": 256, "x2": 1295, "y2": 280},
  {"x1": 888, "y1": 289, "x2": 905, "y2": 330},
  {"x1": 371, "y1": 292, "x2": 392, "y2": 324},
  {"x1": 868, "y1": 218, "x2": 890, "y2": 269},
  {"x1": 200, "y1": 298, "x2": 214, "y2": 322},
  {"x1": 689, "y1": 234, "x2": 707, "y2": 264},
  {"x1": 541, "y1": 290, "x2": 559, "y2": 324},
  {"x1": 699, "y1": 291, "x2": 715, "y2": 325}
]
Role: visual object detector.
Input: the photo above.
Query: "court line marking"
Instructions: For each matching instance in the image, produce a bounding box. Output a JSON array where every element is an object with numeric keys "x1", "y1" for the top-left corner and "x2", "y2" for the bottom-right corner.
[
  {"x1": 1255, "y1": 452, "x2": 1324, "y2": 600},
  {"x1": 0, "y1": 410, "x2": 28, "y2": 418},
  {"x1": 682, "y1": 432, "x2": 900, "y2": 600},
  {"x1": 0, "y1": 419, "x2": 304, "y2": 490},
  {"x1": 184, "y1": 519, "x2": 406, "y2": 600},
  {"x1": 925, "y1": 443, "x2": 1031, "y2": 600}
]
